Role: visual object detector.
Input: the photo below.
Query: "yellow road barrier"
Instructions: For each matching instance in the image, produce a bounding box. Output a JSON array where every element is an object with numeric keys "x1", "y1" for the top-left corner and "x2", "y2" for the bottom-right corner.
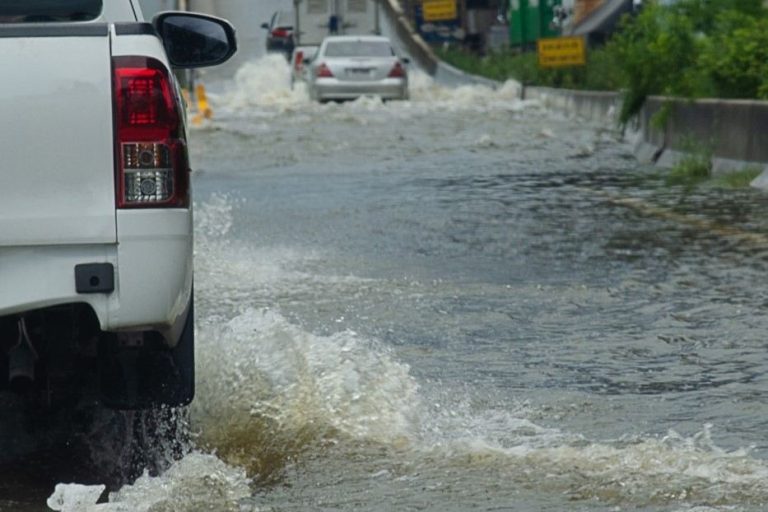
[{"x1": 189, "y1": 83, "x2": 213, "y2": 126}]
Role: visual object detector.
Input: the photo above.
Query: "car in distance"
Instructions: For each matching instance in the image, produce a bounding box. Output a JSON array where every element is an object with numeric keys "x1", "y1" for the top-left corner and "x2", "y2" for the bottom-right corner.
[
  {"x1": 290, "y1": 45, "x2": 318, "y2": 87},
  {"x1": 306, "y1": 35, "x2": 409, "y2": 102},
  {"x1": 261, "y1": 10, "x2": 294, "y2": 57},
  {"x1": 0, "y1": 0, "x2": 236, "y2": 410}
]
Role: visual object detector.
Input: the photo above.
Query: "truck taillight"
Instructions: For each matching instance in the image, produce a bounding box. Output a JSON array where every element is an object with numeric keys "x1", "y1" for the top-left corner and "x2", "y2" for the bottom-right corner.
[{"x1": 113, "y1": 56, "x2": 189, "y2": 209}]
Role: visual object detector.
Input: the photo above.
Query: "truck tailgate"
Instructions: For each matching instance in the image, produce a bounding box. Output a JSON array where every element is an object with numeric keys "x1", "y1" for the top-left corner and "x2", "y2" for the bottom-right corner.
[{"x1": 0, "y1": 29, "x2": 116, "y2": 247}]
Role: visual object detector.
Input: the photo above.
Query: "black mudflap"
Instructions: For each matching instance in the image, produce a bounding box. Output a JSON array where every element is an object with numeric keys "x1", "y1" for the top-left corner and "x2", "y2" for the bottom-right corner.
[{"x1": 99, "y1": 300, "x2": 194, "y2": 410}]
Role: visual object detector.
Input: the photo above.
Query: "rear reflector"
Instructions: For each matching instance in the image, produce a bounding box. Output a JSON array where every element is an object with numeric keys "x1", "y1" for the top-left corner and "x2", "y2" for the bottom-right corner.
[{"x1": 113, "y1": 56, "x2": 189, "y2": 208}]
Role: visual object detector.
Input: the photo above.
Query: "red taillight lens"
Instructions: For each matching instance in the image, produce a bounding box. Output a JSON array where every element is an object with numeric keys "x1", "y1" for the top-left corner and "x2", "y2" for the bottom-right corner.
[
  {"x1": 113, "y1": 56, "x2": 189, "y2": 209},
  {"x1": 388, "y1": 62, "x2": 406, "y2": 78},
  {"x1": 294, "y1": 51, "x2": 304, "y2": 72},
  {"x1": 271, "y1": 28, "x2": 290, "y2": 38},
  {"x1": 316, "y1": 62, "x2": 334, "y2": 78}
]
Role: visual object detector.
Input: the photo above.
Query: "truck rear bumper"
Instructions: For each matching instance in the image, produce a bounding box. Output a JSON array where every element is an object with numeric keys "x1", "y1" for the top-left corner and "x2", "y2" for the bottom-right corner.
[{"x1": 0, "y1": 209, "x2": 192, "y2": 340}]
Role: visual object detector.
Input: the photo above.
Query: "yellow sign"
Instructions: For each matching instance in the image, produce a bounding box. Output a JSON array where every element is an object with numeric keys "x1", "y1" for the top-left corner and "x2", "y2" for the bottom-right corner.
[
  {"x1": 422, "y1": 0, "x2": 457, "y2": 22},
  {"x1": 537, "y1": 36, "x2": 586, "y2": 68}
]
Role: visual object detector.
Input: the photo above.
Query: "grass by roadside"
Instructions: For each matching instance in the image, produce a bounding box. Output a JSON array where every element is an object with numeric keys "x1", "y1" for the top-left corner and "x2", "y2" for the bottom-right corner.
[
  {"x1": 665, "y1": 153, "x2": 762, "y2": 189},
  {"x1": 712, "y1": 167, "x2": 763, "y2": 188},
  {"x1": 666, "y1": 153, "x2": 712, "y2": 186}
]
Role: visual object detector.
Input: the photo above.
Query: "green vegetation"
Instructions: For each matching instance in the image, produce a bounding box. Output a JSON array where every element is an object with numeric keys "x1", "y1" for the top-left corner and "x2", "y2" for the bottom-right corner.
[
  {"x1": 666, "y1": 153, "x2": 712, "y2": 186},
  {"x1": 664, "y1": 145, "x2": 762, "y2": 189},
  {"x1": 612, "y1": 0, "x2": 768, "y2": 121},
  {"x1": 667, "y1": 161, "x2": 764, "y2": 189},
  {"x1": 439, "y1": 0, "x2": 768, "y2": 123},
  {"x1": 711, "y1": 167, "x2": 763, "y2": 189}
]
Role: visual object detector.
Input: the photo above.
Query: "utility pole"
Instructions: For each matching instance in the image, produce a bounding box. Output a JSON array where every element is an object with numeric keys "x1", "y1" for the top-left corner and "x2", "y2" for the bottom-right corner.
[
  {"x1": 459, "y1": 0, "x2": 468, "y2": 45},
  {"x1": 295, "y1": 0, "x2": 302, "y2": 46},
  {"x1": 176, "y1": 0, "x2": 193, "y2": 93},
  {"x1": 333, "y1": 0, "x2": 341, "y2": 33}
]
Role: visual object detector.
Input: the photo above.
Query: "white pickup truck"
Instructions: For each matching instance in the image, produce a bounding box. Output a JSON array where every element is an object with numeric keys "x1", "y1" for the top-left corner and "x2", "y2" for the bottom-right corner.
[{"x1": 0, "y1": 1, "x2": 235, "y2": 410}]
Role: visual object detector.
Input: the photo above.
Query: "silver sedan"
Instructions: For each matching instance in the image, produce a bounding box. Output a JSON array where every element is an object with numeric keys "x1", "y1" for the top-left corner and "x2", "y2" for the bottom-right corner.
[{"x1": 307, "y1": 36, "x2": 409, "y2": 102}]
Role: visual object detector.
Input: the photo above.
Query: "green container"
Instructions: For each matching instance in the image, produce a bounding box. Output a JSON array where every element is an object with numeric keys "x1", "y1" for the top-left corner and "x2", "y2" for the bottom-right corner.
[{"x1": 509, "y1": 0, "x2": 561, "y2": 47}]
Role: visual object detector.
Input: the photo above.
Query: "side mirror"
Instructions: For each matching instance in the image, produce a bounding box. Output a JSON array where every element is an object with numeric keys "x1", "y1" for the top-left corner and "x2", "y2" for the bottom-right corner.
[
  {"x1": 154, "y1": 12, "x2": 237, "y2": 69},
  {"x1": 261, "y1": 22, "x2": 270, "y2": 29}
]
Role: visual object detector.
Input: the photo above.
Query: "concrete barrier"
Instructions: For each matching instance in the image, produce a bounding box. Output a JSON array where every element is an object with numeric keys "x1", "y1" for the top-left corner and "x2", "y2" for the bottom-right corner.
[
  {"x1": 380, "y1": 0, "x2": 438, "y2": 75},
  {"x1": 523, "y1": 87, "x2": 621, "y2": 125},
  {"x1": 380, "y1": 1, "x2": 507, "y2": 87},
  {"x1": 435, "y1": 61, "x2": 506, "y2": 88},
  {"x1": 523, "y1": 86, "x2": 768, "y2": 185},
  {"x1": 643, "y1": 97, "x2": 768, "y2": 170}
]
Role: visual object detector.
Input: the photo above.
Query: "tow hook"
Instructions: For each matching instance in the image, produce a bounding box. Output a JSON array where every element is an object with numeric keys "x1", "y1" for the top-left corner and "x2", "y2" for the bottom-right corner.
[{"x1": 8, "y1": 318, "x2": 39, "y2": 388}]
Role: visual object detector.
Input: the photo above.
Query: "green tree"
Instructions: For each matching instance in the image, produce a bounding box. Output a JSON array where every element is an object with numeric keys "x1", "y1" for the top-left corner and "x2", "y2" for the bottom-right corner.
[
  {"x1": 672, "y1": 0, "x2": 765, "y2": 33},
  {"x1": 608, "y1": 2, "x2": 704, "y2": 123},
  {"x1": 699, "y1": 10, "x2": 768, "y2": 99}
]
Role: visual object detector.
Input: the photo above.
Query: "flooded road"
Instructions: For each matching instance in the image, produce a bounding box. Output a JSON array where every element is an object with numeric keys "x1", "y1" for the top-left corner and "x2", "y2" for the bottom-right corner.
[
  {"x1": 174, "y1": 57, "x2": 768, "y2": 511},
  {"x1": 10, "y1": 55, "x2": 768, "y2": 511}
]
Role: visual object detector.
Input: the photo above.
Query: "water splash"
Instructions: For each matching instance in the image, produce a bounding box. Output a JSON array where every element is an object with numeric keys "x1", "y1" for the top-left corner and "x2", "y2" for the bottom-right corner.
[
  {"x1": 210, "y1": 55, "x2": 527, "y2": 117},
  {"x1": 414, "y1": 423, "x2": 768, "y2": 507},
  {"x1": 47, "y1": 484, "x2": 105, "y2": 512},
  {"x1": 188, "y1": 196, "x2": 768, "y2": 508},
  {"x1": 107, "y1": 453, "x2": 251, "y2": 512},
  {"x1": 219, "y1": 54, "x2": 311, "y2": 112},
  {"x1": 192, "y1": 308, "x2": 420, "y2": 481}
]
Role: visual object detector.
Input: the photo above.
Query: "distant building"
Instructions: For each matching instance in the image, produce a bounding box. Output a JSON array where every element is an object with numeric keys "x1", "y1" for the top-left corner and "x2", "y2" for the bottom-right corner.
[
  {"x1": 401, "y1": 0, "x2": 508, "y2": 52},
  {"x1": 464, "y1": 0, "x2": 508, "y2": 52}
]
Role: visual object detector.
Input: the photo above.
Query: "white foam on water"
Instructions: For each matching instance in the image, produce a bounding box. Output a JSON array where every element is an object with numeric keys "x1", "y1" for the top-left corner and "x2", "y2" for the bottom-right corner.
[
  {"x1": 107, "y1": 453, "x2": 251, "y2": 511},
  {"x1": 671, "y1": 507, "x2": 740, "y2": 512},
  {"x1": 416, "y1": 421, "x2": 768, "y2": 506},
  {"x1": 219, "y1": 54, "x2": 311, "y2": 113},
  {"x1": 210, "y1": 56, "x2": 529, "y2": 119},
  {"x1": 47, "y1": 484, "x2": 105, "y2": 512},
  {"x1": 408, "y1": 70, "x2": 523, "y2": 109},
  {"x1": 195, "y1": 192, "x2": 236, "y2": 241},
  {"x1": 191, "y1": 308, "x2": 420, "y2": 479},
  {"x1": 47, "y1": 453, "x2": 251, "y2": 512}
]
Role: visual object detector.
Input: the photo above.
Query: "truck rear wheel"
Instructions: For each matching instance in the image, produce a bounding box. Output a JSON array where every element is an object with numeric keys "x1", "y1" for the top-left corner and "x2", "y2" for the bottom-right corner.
[{"x1": 99, "y1": 297, "x2": 195, "y2": 410}]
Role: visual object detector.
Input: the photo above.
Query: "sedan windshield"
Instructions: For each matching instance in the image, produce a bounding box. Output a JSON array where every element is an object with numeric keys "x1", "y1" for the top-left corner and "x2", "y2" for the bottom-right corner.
[
  {"x1": 324, "y1": 41, "x2": 394, "y2": 58},
  {"x1": 0, "y1": 0, "x2": 102, "y2": 22}
]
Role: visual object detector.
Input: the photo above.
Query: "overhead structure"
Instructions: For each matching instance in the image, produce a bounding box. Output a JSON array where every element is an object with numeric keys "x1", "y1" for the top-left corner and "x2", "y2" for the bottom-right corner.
[{"x1": 566, "y1": 0, "x2": 634, "y2": 44}]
